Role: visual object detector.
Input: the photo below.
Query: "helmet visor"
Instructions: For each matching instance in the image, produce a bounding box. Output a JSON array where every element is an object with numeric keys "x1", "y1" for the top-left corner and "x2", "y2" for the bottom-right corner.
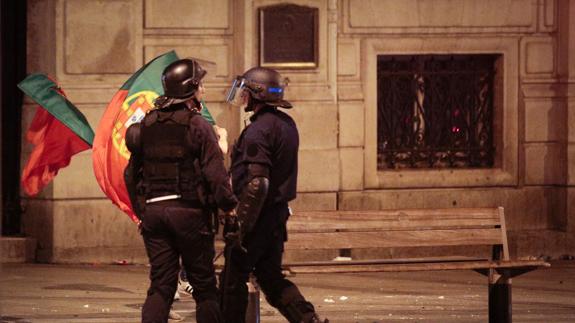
[{"x1": 225, "y1": 77, "x2": 247, "y2": 107}]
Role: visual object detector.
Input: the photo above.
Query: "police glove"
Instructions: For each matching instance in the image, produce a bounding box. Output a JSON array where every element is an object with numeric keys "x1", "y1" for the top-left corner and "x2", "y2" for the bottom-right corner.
[{"x1": 223, "y1": 209, "x2": 241, "y2": 245}]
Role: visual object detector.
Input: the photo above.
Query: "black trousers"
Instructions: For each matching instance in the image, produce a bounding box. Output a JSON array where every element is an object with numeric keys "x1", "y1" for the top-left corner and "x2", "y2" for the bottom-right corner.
[
  {"x1": 219, "y1": 203, "x2": 315, "y2": 323},
  {"x1": 141, "y1": 202, "x2": 222, "y2": 323}
]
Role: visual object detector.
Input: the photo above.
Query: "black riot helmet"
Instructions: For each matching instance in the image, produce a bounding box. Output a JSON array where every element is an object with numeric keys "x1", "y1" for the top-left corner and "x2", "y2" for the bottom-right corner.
[
  {"x1": 225, "y1": 67, "x2": 292, "y2": 110},
  {"x1": 154, "y1": 58, "x2": 207, "y2": 109}
]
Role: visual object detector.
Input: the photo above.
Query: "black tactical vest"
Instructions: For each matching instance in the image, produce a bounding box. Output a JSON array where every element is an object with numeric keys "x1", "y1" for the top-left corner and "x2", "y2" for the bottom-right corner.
[{"x1": 140, "y1": 108, "x2": 201, "y2": 202}]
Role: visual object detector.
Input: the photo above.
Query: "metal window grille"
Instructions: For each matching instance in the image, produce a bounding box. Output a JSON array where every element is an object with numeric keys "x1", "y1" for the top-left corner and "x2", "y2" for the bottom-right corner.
[{"x1": 377, "y1": 54, "x2": 497, "y2": 169}]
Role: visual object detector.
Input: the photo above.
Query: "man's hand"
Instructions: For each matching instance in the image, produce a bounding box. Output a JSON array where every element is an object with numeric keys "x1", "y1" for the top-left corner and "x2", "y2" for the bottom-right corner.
[
  {"x1": 223, "y1": 210, "x2": 239, "y2": 240},
  {"x1": 225, "y1": 208, "x2": 237, "y2": 219},
  {"x1": 213, "y1": 125, "x2": 229, "y2": 154},
  {"x1": 223, "y1": 209, "x2": 244, "y2": 251},
  {"x1": 137, "y1": 220, "x2": 143, "y2": 234}
]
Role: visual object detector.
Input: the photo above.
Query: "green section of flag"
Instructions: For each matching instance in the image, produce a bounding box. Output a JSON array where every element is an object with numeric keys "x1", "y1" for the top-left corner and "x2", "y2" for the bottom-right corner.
[
  {"x1": 200, "y1": 100, "x2": 216, "y2": 125},
  {"x1": 18, "y1": 74, "x2": 95, "y2": 146},
  {"x1": 120, "y1": 50, "x2": 216, "y2": 125},
  {"x1": 124, "y1": 51, "x2": 179, "y2": 97},
  {"x1": 123, "y1": 51, "x2": 217, "y2": 125}
]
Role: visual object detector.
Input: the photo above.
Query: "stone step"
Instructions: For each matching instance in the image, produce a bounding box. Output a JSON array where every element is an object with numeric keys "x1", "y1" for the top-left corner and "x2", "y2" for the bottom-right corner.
[{"x1": 0, "y1": 236, "x2": 37, "y2": 263}]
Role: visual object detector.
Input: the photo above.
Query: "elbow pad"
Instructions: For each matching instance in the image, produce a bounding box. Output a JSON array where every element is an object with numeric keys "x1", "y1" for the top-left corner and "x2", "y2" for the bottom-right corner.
[
  {"x1": 124, "y1": 156, "x2": 145, "y2": 220},
  {"x1": 124, "y1": 160, "x2": 142, "y2": 220},
  {"x1": 236, "y1": 164, "x2": 270, "y2": 236}
]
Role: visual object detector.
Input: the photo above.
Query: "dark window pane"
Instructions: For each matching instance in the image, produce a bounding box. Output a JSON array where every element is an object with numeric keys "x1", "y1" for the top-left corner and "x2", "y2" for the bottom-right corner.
[{"x1": 377, "y1": 54, "x2": 497, "y2": 169}]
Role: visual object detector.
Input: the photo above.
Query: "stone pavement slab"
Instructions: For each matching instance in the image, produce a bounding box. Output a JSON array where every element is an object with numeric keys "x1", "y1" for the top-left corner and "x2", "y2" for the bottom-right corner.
[{"x1": 1, "y1": 261, "x2": 574, "y2": 322}]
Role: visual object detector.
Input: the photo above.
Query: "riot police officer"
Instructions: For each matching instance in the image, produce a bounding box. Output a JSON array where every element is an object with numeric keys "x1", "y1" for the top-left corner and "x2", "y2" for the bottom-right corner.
[
  {"x1": 220, "y1": 67, "x2": 328, "y2": 323},
  {"x1": 124, "y1": 58, "x2": 237, "y2": 323}
]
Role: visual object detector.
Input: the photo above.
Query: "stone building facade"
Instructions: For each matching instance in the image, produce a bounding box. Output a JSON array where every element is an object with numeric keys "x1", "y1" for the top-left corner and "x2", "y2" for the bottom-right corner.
[{"x1": 19, "y1": 0, "x2": 575, "y2": 263}]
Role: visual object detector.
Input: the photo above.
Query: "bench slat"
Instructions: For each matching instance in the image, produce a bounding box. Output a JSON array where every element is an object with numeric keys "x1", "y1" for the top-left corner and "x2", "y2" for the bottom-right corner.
[
  {"x1": 287, "y1": 221, "x2": 501, "y2": 233},
  {"x1": 283, "y1": 256, "x2": 487, "y2": 267},
  {"x1": 286, "y1": 260, "x2": 550, "y2": 274},
  {"x1": 285, "y1": 228, "x2": 503, "y2": 250},
  {"x1": 294, "y1": 208, "x2": 500, "y2": 219},
  {"x1": 289, "y1": 209, "x2": 501, "y2": 232}
]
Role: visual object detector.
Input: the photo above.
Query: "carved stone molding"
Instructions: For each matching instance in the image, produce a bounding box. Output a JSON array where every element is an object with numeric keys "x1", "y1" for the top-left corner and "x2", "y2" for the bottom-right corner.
[
  {"x1": 144, "y1": 0, "x2": 232, "y2": 34},
  {"x1": 342, "y1": 0, "x2": 538, "y2": 35}
]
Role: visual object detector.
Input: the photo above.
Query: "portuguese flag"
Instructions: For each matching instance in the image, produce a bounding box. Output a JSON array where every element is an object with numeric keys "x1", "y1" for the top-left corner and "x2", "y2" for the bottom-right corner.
[
  {"x1": 92, "y1": 51, "x2": 178, "y2": 223},
  {"x1": 92, "y1": 51, "x2": 218, "y2": 223},
  {"x1": 18, "y1": 74, "x2": 94, "y2": 196}
]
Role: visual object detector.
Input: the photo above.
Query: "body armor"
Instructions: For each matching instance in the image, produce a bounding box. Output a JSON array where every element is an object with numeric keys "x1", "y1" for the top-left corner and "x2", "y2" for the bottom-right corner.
[{"x1": 140, "y1": 108, "x2": 201, "y2": 203}]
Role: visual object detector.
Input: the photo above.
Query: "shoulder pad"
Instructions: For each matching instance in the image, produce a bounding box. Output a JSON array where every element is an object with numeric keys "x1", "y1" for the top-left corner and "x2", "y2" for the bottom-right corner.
[{"x1": 125, "y1": 123, "x2": 142, "y2": 154}]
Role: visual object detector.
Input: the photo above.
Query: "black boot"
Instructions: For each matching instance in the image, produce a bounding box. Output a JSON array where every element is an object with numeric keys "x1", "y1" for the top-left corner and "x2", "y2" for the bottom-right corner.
[
  {"x1": 304, "y1": 312, "x2": 329, "y2": 323},
  {"x1": 273, "y1": 285, "x2": 329, "y2": 323},
  {"x1": 196, "y1": 299, "x2": 223, "y2": 323}
]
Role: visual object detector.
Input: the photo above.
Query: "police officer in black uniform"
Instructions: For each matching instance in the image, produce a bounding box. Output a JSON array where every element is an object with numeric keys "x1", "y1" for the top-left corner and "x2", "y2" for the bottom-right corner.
[
  {"x1": 124, "y1": 58, "x2": 238, "y2": 323},
  {"x1": 220, "y1": 67, "x2": 328, "y2": 323}
]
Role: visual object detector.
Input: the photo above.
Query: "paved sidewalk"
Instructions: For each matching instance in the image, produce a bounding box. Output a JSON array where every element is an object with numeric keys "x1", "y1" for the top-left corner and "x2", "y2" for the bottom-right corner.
[{"x1": 1, "y1": 261, "x2": 574, "y2": 322}]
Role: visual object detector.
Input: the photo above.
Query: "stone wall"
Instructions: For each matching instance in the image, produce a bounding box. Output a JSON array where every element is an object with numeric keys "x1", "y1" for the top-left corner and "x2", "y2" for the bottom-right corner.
[
  {"x1": 335, "y1": 0, "x2": 575, "y2": 258},
  {"x1": 22, "y1": 0, "x2": 575, "y2": 263}
]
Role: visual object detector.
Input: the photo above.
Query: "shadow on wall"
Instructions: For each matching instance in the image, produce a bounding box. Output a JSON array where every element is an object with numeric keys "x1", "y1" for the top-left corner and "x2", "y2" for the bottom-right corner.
[{"x1": 83, "y1": 27, "x2": 132, "y2": 74}]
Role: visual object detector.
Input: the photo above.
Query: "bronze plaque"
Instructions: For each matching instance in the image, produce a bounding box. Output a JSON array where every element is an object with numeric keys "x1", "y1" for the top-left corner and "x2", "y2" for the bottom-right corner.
[{"x1": 259, "y1": 4, "x2": 318, "y2": 68}]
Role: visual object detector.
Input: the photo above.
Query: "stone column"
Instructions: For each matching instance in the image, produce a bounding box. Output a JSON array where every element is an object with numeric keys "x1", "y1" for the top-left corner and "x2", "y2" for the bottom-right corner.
[
  {"x1": 558, "y1": 0, "x2": 575, "y2": 233},
  {"x1": 328, "y1": 0, "x2": 338, "y2": 102},
  {"x1": 0, "y1": 0, "x2": 3, "y2": 235},
  {"x1": 23, "y1": 0, "x2": 58, "y2": 261},
  {"x1": 559, "y1": 0, "x2": 573, "y2": 229}
]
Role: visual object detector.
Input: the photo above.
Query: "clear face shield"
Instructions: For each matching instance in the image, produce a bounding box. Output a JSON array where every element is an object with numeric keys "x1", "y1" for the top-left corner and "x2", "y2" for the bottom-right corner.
[
  {"x1": 225, "y1": 75, "x2": 290, "y2": 109},
  {"x1": 225, "y1": 76, "x2": 248, "y2": 107}
]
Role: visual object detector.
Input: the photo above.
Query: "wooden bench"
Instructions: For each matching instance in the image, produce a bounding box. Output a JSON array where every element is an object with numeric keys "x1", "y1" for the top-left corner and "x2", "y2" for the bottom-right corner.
[{"x1": 247, "y1": 207, "x2": 550, "y2": 323}]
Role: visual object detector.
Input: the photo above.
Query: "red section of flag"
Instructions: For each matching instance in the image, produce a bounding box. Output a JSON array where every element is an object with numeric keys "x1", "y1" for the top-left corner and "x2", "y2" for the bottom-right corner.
[
  {"x1": 92, "y1": 90, "x2": 140, "y2": 223},
  {"x1": 22, "y1": 106, "x2": 91, "y2": 196},
  {"x1": 92, "y1": 51, "x2": 178, "y2": 223}
]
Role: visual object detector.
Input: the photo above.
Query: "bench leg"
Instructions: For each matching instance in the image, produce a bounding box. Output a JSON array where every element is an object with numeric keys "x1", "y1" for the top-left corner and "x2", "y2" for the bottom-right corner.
[
  {"x1": 488, "y1": 269, "x2": 512, "y2": 323},
  {"x1": 246, "y1": 275, "x2": 261, "y2": 323}
]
